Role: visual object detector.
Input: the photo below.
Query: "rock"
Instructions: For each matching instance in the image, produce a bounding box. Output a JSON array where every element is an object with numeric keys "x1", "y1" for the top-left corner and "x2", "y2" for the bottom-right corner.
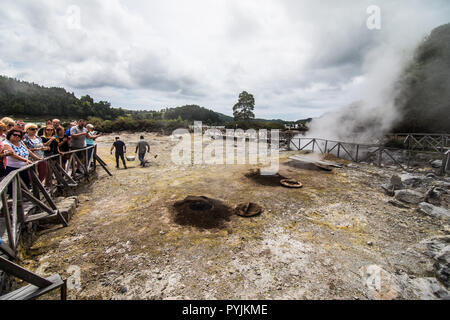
[
  {"x1": 388, "y1": 199, "x2": 410, "y2": 209},
  {"x1": 39, "y1": 196, "x2": 78, "y2": 225},
  {"x1": 390, "y1": 175, "x2": 403, "y2": 189},
  {"x1": 425, "y1": 236, "x2": 450, "y2": 259},
  {"x1": 347, "y1": 163, "x2": 359, "y2": 169},
  {"x1": 381, "y1": 184, "x2": 394, "y2": 196},
  {"x1": 360, "y1": 265, "x2": 402, "y2": 300},
  {"x1": 431, "y1": 160, "x2": 443, "y2": 168},
  {"x1": 119, "y1": 287, "x2": 128, "y2": 294},
  {"x1": 422, "y1": 236, "x2": 450, "y2": 290},
  {"x1": 433, "y1": 181, "x2": 450, "y2": 189},
  {"x1": 434, "y1": 247, "x2": 450, "y2": 289},
  {"x1": 405, "y1": 277, "x2": 449, "y2": 299},
  {"x1": 418, "y1": 203, "x2": 450, "y2": 220},
  {"x1": 394, "y1": 190, "x2": 425, "y2": 204},
  {"x1": 425, "y1": 187, "x2": 447, "y2": 205},
  {"x1": 400, "y1": 174, "x2": 425, "y2": 188},
  {"x1": 426, "y1": 173, "x2": 438, "y2": 179}
]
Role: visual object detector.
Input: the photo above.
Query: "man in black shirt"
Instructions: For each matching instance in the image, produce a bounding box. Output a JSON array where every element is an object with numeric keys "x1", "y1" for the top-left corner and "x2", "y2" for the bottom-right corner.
[{"x1": 110, "y1": 137, "x2": 127, "y2": 169}]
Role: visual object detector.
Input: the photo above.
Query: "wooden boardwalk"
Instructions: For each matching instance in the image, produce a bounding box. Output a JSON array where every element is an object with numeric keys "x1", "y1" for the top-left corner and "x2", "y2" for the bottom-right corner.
[{"x1": 0, "y1": 145, "x2": 110, "y2": 299}]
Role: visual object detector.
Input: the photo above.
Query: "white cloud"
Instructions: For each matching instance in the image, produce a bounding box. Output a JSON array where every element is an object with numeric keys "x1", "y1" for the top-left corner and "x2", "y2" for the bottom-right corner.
[{"x1": 0, "y1": 0, "x2": 449, "y2": 120}]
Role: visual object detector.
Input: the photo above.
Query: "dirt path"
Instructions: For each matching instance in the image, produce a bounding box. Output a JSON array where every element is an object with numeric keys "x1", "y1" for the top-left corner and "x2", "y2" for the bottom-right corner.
[{"x1": 21, "y1": 133, "x2": 448, "y2": 300}]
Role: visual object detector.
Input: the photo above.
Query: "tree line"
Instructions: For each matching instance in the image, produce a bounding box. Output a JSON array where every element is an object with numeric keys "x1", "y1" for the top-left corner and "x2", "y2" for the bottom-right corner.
[
  {"x1": 0, "y1": 75, "x2": 293, "y2": 131},
  {"x1": 0, "y1": 76, "x2": 127, "y2": 119}
]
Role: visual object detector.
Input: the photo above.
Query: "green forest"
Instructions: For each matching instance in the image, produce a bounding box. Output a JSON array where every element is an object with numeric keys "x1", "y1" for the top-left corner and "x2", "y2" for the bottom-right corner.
[
  {"x1": 0, "y1": 75, "x2": 292, "y2": 132},
  {"x1": 0, "y1": 76, "x2": 126, "y2": 119}
]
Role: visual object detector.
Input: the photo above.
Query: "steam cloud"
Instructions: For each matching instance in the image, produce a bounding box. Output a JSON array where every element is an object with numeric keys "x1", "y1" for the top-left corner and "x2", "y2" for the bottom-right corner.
[{"x1": 306, "y1": 19, "x2": 447, "y2": 143}]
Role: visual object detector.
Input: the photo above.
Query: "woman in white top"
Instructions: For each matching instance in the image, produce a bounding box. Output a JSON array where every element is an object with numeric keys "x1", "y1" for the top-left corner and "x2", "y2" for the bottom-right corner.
[{"x1": 3, "y1": 129, "x2": 41, "y2": 192}]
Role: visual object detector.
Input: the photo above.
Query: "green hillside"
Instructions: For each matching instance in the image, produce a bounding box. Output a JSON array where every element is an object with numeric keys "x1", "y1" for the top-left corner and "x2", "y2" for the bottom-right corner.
[{"x1": 393, "y1": 23, "x2": 450, "y2": 133}]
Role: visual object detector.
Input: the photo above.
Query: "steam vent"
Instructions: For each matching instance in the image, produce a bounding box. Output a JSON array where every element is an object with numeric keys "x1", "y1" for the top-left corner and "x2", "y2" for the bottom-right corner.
[{"x1": 172, "y1": 196, "x2": 234, "y2": 230}]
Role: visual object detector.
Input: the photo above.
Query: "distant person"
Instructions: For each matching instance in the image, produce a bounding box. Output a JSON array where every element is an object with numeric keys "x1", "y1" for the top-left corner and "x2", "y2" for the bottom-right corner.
[
  {"x1": 0, "y1": 128, "x2": 12, "y2": 178},
  {"x1": 24, "y1": 123, "x2": 47, "y2": 182},
  {"x1": 70, "y1": 119, "x2": 88, "y2": 172},
  {"x1": 41, "y1": 126, "x2": 58, "y2": 187},
  {"x1": 70, "y1": 119, "x2": 88, "y2": 151},
  {"x1": 3, "y1": 129, "x2": 41, "y2": 193},
  {"x1": 52, "y1": 119, "x2": 61, "y2": 133},
  {"x1": 0, "y1": 121, "x2": 7, "y2": 141},
  {"x1": 38, "y1": 119, "x2": 52, "y2": 136},
  {"x1": 65, "y1": 120, "x2": 77, "y2": 147},
  {"x1": 86, "y1": 124, "x2": 102, "y2": 162},
  {"x1": 56, "y1": 126, "x2": 70, "y2": 169},
  {"x1": 1, "y1": 117, "x2": 15, "y2": 132},
  {"x1": 65, "y1": 120, "x2": 77, "y2": 137},
  {"x1": 111, "y1": 137, "x2": 127, "y2": 169},
  {"x1": 14, "y1": 120, "x2": 26, "y2": 132},
  {"x1": 135, "y1": 136, "x2": 150, "y2": 167},
  {"x1": 56, "y1": 126, "x2": 70, "y2": 153}
]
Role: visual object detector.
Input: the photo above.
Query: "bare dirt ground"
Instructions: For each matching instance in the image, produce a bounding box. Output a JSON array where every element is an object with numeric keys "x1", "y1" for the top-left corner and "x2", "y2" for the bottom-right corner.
[{"x1": 20, "y1": 133, "x2": 449, "y2": 300}]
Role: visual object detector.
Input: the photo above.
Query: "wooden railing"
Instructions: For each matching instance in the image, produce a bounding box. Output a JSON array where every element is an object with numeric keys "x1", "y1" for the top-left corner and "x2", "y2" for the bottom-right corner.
[
  {"x1": 289, "y1": 137, "x2": 449, "y2": 175},
  {"x1": 386, "y1": 133, "x2": 450, "y2": 153},
  {"x1": 0, "y1": 144, "x2": 111, "y2": 299},
  {"x1": 0, "y1": 144, "x2": 111, "y2": 259}
]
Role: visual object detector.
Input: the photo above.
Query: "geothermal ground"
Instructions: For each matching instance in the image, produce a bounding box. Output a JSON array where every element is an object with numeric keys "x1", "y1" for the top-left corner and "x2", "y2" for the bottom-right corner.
[{"x1": 19, "y1": 133, "x2": 449, "y2": 300}]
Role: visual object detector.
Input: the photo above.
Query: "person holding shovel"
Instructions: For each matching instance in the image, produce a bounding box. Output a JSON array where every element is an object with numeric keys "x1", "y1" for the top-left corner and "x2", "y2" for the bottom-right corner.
[{"x1": 135, "y1": 136, "x2": 150, "y2": 167}]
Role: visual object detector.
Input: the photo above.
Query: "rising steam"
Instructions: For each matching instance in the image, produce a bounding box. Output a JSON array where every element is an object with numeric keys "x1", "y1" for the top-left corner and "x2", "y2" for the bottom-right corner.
[{"x1": 305, "y1": 24, "x2": 444, "y2": 143}]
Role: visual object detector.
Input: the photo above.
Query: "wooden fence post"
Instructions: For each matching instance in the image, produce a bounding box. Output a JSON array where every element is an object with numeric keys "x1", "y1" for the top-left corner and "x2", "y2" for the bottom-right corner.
[{"x1": 355, "y1": 144, "x2": 360, "y2": 163}]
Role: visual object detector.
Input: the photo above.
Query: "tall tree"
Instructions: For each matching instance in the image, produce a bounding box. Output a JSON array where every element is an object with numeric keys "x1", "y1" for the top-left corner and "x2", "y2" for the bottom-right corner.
[{"x1": 233, "y1": 91, "x2": 255, "y2": 121}]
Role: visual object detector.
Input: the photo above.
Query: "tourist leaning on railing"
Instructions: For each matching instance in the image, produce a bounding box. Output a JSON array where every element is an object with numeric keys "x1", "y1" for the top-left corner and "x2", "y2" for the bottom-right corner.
[
  {"x1": 41, "y1": 125, "x2": 59, "y2": 187},
  {"x1": 0, "y1": 122, "x2": 9, "y2": 178},
  {"x1": 86, "y1": 124, "x2": 101, "y2": 163},
  {"x1": 56, "y1": 126, "x2": 70, "y2": 169},
  {"x1": 2, "y1": 129, "x2": 42, "y2": 193},
  {"x1": 24, "y1": 123, "x2": 47, "y2": 182},
  {"x1": 0, "y1": 121, "x2": 7, "y2": 142},
  {"x1": 56, "y1": 127, "x2": 69, "y2": 153},
  {"x1": 70, "y1": 120, "x2": 89, "y2": 173},
  {"x1": 37, "y1": 119, "x2": 52, "y2": 137},
  {"x1": 0, "y1": 135, "x2": 12, "y2": 179},
  {"x1": 65, "y1": 120, "x2": 77, "y2": 147}
]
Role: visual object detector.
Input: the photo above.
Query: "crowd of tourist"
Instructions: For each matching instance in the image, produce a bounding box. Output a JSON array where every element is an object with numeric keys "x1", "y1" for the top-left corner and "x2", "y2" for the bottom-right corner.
[{"x1": 0, "y1": 117, "x2": 102, "y2": 187}]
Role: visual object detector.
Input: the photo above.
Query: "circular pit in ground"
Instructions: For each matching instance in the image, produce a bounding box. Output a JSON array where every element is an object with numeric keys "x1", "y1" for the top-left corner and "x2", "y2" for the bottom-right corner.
[{"x1": 172, "y1": 196, "x2": 233, "y2": 230}]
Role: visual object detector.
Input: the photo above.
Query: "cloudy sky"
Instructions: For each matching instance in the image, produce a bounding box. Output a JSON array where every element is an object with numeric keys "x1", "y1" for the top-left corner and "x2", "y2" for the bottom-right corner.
[{"x1": 0, "y1": 0, "x2": 449, "y2": 120}]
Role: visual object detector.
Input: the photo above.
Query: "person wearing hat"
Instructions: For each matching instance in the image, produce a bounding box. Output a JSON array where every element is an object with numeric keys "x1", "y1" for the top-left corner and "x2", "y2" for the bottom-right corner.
[{"x1": 14, "y1": 120, "x2": 25, "y2": 132}]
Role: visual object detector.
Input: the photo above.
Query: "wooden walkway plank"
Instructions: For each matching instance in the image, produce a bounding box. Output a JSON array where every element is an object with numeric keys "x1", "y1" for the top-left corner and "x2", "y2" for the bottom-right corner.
[{"x1": 0, "y1": 274, "x2": 64, "y2": 300}]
